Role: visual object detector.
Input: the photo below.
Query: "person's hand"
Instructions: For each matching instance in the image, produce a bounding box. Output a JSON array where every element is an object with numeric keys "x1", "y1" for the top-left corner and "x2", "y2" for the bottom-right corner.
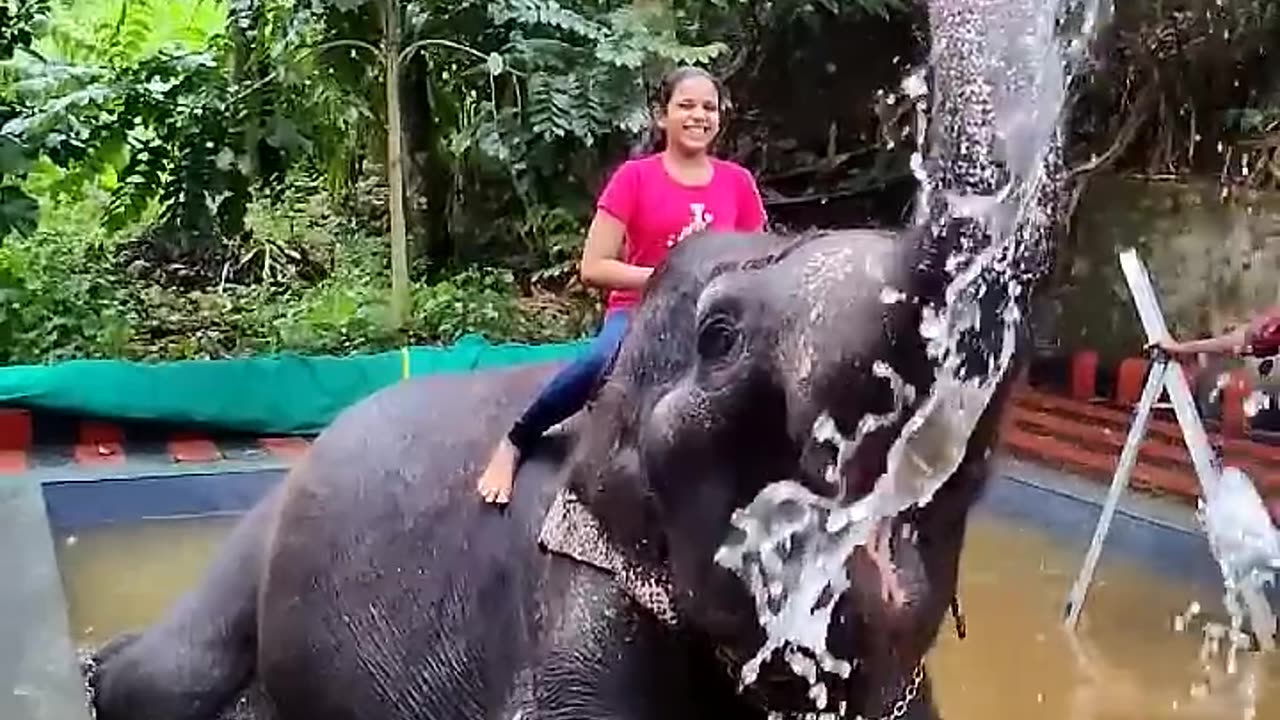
[{"x1": 1146, "y1": 337, "x2": 1182, "y2": 357}]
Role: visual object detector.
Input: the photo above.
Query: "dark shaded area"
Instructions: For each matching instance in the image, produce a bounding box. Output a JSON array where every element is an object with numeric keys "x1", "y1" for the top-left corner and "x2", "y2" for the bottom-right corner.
[{"x1": 723, "y1": 5, "x2": 929, "y2": 231}]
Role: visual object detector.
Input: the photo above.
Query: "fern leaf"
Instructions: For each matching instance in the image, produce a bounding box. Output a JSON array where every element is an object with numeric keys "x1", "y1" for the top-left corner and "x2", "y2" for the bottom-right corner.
[{"x1": 488, "y1": 0, "x2": 607, "y2": 41}]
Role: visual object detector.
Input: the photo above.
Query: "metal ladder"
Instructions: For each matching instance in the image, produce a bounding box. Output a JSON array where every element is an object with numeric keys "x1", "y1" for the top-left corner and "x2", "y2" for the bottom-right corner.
[{"x1": 1061, "y1": 247, "x2": 1277, "y2": 652}]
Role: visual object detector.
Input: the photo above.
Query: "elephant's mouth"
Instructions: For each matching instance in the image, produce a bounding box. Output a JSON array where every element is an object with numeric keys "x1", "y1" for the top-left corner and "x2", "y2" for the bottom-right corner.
[
  {"x1": 709, "y1": 472, "x2": 935, "y2": 715},
  {"x1": 850, "y1": 515, "x2": 917, "y2": 617},
  {"x1": 839, "y1": 453, "x2": 924, "y2": 623}
]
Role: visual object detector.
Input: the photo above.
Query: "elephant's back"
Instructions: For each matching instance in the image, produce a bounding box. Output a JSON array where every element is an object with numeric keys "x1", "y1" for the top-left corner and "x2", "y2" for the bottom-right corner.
[{"x1": 256, "y1": 362, "x2": 578, "y2": 719}]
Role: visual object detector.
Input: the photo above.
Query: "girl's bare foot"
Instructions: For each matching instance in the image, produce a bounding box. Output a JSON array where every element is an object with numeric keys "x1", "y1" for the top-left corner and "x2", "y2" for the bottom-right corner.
[{"x1": 476, "y1": 438, "x2": 518, "y2": 505}]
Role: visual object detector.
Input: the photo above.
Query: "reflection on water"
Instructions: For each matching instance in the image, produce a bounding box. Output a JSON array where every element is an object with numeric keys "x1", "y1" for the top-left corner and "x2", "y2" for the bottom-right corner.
[{"x1": 52, "y1": 512, "x2": 1277, "y2": 718}]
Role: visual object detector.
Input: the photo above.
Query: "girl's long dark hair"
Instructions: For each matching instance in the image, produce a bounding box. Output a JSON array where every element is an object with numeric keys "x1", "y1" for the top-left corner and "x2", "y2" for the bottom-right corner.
[{"x1": 630, "y1": 65, "x2": 729, "y2": 158}]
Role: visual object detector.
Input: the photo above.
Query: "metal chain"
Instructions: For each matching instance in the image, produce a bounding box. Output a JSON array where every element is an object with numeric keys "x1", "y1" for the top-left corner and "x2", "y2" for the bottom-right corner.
[
  {"x1": 717, "y1": 647, "x2": 926, "y2": 720},
  {"x1": 880, "y1": 662, "x2": 926, "y2": 720}
]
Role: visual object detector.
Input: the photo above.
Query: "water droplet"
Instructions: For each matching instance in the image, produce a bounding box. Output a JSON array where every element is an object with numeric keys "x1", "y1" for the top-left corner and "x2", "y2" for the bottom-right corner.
[{"x1": 880, "y1": 286, "x2": 907, "y2": 305}]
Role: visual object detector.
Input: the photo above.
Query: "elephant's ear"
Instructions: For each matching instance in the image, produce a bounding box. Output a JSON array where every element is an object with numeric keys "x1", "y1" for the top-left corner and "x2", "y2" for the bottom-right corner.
[{"x1": 565, "y1": 411, "x2": 669, "y2": 569}]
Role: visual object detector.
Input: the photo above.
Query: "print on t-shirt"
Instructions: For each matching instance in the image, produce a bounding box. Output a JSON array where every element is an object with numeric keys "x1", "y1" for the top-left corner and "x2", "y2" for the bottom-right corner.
[{"x1": 667, "y1": 202, "x2": 715, "y2": 248}]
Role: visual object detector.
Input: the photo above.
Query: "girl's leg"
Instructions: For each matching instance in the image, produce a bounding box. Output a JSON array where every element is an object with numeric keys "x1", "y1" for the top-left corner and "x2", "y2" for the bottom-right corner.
[{"x1": 476, "y1": 310, "x2": 631, "y2": 504}]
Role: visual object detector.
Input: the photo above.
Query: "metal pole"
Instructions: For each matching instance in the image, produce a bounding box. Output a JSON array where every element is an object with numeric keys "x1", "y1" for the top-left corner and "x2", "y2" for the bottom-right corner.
[
  {"x1": 1062, "y1": 360, "x2": 1166, "y2": 629},
  {"x1": 1117, "y1": 248, "x2": 1221, "y2": 494}
]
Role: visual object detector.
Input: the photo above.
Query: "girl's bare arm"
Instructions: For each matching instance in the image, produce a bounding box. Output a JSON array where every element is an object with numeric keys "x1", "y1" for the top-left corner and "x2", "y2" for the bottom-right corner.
[{"x1": 578, "y1": 211, "x2": 653, "y2": 292}]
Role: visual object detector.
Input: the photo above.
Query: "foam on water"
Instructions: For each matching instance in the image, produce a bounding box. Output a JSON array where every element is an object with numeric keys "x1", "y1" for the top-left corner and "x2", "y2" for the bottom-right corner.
[{"x1": 714, "y1": 0, "x2": 1113, "y2": 708}]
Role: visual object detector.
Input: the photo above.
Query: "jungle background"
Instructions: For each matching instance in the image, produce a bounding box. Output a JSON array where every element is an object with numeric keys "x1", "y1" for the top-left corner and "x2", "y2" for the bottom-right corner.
[{"x1": 0, "y1": 0, "x2": 1277, "y2": 366}]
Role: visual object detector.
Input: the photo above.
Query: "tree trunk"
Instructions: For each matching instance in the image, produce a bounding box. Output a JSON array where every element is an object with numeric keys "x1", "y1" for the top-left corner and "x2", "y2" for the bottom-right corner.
[{"x1": 384, "y1": 0, "x2": 411, "y2": 327}]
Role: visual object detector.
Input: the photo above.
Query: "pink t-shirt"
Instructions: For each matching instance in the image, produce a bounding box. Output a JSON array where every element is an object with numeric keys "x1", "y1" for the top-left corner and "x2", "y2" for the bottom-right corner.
[{"x1": 595, "y1": 153, "x2": 767, "y2": 311}]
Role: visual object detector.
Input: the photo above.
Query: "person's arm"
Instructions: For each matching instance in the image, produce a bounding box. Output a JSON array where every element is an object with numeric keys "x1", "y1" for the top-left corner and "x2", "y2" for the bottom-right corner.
[
  {"x1": 1157, "y1": 305, "x2": 1280, "y2": 357},
  {"x1": 579, "y1": 161, "x2": 653, "y2": 292},
  {"x1": 578, "y1": 209, "x2": 653, "y2": 292},
  {"x1": 1157, "y1": 326, "x2": 1250, "y2": 357}
]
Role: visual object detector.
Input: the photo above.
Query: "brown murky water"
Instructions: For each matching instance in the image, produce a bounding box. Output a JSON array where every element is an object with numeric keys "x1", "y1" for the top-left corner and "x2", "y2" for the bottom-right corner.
[{"x1": 52, "y1": 514, "x2": 1279, "y2": 718}]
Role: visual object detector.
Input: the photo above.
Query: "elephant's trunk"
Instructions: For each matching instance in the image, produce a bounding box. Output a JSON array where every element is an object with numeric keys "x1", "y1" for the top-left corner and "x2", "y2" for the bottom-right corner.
[
  {"x1": 912, "y1": 0, "x2": 1094, "y2": 314},
  {"x1": 709, "y1": 2, "x2": 1110, "y2": 707},
  {"x1": 906, "y1": 0, "x2": 1111, "y2": 373},
  {"x1": 874, "y1": 0, "x2": 1110, "y2": 508}
]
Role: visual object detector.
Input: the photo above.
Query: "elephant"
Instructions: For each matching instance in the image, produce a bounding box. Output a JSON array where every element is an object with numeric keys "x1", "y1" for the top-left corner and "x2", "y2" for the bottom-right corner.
[
  {"x1": 88, "y1": 224, "x2": 977, "y2": 720},
  {"x1": 82, "y1": 1, "x2": 1102, "y2": 719}
]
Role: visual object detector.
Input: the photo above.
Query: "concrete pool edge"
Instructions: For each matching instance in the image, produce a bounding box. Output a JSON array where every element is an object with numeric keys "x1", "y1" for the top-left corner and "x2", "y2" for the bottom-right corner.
[
  {"x1": 0, "y1": 454, "x2": 1225, "y2": 720},
  {"x1": 1, "y1": 476, "x2": 96, "y2": 720},
  {"x1": 1, "y1": 463, "x2": 293, "y2": 720}
]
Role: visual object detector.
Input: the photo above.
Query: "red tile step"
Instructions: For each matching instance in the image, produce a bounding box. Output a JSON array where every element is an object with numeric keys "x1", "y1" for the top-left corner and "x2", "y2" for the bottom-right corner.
[
  {"x1": 259, "y1": 436, "x2": 311, "y2": 461},
  {"x1": 0, "y1": 408, "x2": 31, "y2": 473},
  {"x1": 1007, "y1": 403, "x2": 1280, "y2": 495},
  {"x1": 1002, "y1": 387, "x2": 1280, "y2": 506},
  {"x1": 73, "y1": 420, "x2": 125, "y2": 466},
  {"x1": 999, "y1": 423, "x2": 1200, "y2": 499},
  {"x1": 167, "y1": 432, "x2": 222, "y2": 463},
  {"x1": 1014, "y1": 388, "x2": 1280, "y2": 467}
]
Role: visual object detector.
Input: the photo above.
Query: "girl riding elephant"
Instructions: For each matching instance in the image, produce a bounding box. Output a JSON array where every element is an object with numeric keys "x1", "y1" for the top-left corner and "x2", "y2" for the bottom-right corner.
[{"x1": 475, "y1": 65, "x2": 769, "y2": 504}]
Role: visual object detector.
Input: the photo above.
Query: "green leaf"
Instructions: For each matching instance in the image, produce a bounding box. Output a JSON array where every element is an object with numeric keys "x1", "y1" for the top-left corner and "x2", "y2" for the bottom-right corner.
[
  {"x1": 0, "y1": 185, "x2": 39, "y2": 239},
  {"x1": 266, "y1": 116, "x2": 310, "y2": 154},
  {"x1": 0, "y1": 136, "x2": 34, "y2": 176}
]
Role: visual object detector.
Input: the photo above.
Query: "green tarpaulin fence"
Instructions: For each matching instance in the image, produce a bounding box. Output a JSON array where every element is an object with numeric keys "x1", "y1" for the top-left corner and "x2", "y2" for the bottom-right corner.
[{"x1": 0, "y1": 334, "x2": 590, "y2": 435}]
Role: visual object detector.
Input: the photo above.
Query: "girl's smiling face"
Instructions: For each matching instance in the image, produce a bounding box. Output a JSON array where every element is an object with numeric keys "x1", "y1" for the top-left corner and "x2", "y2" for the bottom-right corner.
[{"x1": 658, "y1": 74, "x2": 721, "y2": 156}]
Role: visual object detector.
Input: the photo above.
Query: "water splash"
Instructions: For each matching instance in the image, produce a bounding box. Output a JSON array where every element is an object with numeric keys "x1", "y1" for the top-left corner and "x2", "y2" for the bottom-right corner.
[
  {"x1": 1173, "y1": 599, "x2": 1265, "y2": 717},
  {"x1": 1162, "y1": 465, "x2": 1278, "y2": 712},
  {"x1": 1243, "y1": 389, "x2": 1272, "y2": 418},
  {"x1": 714, "y1": 0, "x2": 1112, "y2": 708},
  {"x1": 1197, "y1": 466, "x2": 1280, "y2": 652}
]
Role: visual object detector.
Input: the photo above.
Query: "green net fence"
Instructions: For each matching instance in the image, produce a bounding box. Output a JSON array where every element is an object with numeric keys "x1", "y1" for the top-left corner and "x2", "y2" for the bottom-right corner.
[{"x1": 0, "y1": 334, "x2": 589, "y2": 435}]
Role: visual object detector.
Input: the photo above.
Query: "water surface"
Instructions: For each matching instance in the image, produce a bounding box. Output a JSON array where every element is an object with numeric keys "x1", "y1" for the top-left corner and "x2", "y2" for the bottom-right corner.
[{"x1": 53, "y1": 512, "x2": 1278, "y2": 718}]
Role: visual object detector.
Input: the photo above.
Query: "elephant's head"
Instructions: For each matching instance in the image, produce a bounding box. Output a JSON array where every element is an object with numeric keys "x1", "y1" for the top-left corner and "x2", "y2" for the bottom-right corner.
[
  {"x1": 567, "y1": 0, "x2": 1105, "y2": 715},
  {"x1": 568, "y1": 224, "x2": 1000, "y2": 716}
]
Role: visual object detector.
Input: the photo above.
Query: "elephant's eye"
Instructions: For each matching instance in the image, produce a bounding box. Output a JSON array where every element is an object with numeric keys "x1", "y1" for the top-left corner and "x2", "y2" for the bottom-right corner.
[{"x1": 697, "y1": 314, "x2": 740, "y2": 363}]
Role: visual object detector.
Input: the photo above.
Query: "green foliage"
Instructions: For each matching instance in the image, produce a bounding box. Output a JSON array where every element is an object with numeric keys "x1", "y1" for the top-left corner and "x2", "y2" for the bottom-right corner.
[
  {"x1": 474, "y1": 0, "x2": 731, "y2": 154},
  {"x1": 0, "y1": 177, "x2": 595, "y2": 364},
  {"x1": 1071, "y1": 0, "x2": 1280, "y2": 184},
  {"x1": 1, "y1": 0, "x2": 361, "y2": 269},
  {"x1": 37, "y1": 0, "x2": 223, "y2": 64},
  {"x1": 3, "y1": 47, "x2": 247, "y2": 265},
  {"x1": 0, "y1": 0, "x2": 50, "y2": 61},
  {"x1": 0, "y1": 0, "x2": 51, "y2": 240},
  {"x1": 0, "y1": 216, "x2": 132, "y2": 362},
  {"x1": 0, "y1": 0, "x2": 918, "y2": 366},
  {"x1": 0, "y1": 186, "x2": 39, "y2": 237}
]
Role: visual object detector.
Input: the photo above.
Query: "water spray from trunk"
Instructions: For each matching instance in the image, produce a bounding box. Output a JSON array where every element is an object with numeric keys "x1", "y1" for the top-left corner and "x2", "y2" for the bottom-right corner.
[{"x1": 714, "y1": 0, "x2": 1113, "y2": 709}]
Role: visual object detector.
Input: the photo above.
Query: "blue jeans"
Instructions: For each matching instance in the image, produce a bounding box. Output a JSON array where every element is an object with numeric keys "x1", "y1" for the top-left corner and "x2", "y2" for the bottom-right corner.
[{"x1": 507, "y1": 309, "x2": 632, "y2": 452}]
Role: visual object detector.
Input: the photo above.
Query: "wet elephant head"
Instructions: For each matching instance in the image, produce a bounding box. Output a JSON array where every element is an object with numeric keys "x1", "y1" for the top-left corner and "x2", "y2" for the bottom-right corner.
[
  {"x1": 567, "y1": 225, "x2": 989, "y2": 715},
  {"x1": 567, "y1": 0, "x2": 1103, "y2": 714}
]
